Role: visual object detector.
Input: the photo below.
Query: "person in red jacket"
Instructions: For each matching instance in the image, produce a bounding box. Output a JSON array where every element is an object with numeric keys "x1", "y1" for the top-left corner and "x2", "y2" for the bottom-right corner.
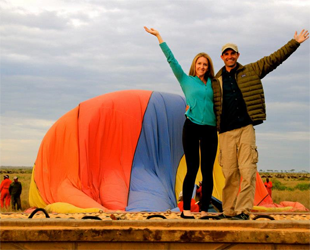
[
  {"x1": 0, "y1": 175, "x2": 12, "y2": 208},
  {"x1": 264, "y1": 178, "x2": 273, "y2": 197}
]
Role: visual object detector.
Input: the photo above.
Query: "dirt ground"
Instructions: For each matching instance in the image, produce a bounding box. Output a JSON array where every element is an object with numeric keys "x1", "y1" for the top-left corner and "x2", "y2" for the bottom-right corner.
[{"x1": 1, "y1": 211, "x2": 309, "y2": 221}]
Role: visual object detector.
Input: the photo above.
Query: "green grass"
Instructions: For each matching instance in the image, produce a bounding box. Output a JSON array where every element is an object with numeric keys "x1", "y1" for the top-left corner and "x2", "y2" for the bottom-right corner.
[{"x1": 272, "y1": 179, "x2": 310, "y2": 191}]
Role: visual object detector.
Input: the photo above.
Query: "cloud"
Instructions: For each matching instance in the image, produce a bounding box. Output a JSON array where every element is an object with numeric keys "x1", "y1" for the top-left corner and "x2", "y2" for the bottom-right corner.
[
  {"x1": 256, "y1": 130, "x2": 309, "y2": 172},
  {"x1": 0, "y1": 0, "x2": 309, "y2": 170},
  {"x1": 0, "y1": 116, "x2": 54, "y2": 166},
  {"x1": 257, "y1": 131, "x2": 309, "y2": 142}
]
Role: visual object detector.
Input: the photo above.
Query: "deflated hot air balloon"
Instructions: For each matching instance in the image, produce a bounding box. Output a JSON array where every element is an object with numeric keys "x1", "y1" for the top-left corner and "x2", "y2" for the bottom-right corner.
[{"x1": 29, "y1": 90, "x2": 273, "y2": 213}]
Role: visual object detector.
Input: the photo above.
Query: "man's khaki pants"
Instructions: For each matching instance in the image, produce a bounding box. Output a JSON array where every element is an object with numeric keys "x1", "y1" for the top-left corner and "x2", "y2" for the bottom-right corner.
[{"x1": 219, "y1": 124, "x2": 258, "y2": 216}]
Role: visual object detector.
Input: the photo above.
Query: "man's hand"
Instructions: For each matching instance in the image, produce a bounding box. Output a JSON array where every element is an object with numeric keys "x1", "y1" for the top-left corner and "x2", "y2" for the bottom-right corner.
[{"x1": 294, "y1": 29, "x2": 309, "y2": 43}]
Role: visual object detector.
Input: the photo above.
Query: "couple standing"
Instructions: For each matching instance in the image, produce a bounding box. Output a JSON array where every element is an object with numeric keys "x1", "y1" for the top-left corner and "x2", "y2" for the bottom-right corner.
[{"x1": 144, "y1": 26, "x2": 309, "y2": 220}]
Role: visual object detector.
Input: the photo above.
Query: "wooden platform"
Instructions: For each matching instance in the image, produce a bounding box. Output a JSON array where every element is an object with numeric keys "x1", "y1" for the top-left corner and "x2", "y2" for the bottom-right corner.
[{"x1": 1, "y1": 213, "x2": 309, "y2": 250}]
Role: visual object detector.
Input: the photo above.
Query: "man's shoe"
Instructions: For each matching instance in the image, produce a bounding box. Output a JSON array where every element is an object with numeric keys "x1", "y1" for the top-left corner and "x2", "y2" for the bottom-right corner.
[
  {"x1": 231, "y1": 213, "x2": 250, "y2": 220},
  {"x1": 180, "y1": 212, "x2": 195, "y2": 219},
  {"x1": 217, "y1": 213, "x2": 232, "y2": 220}
]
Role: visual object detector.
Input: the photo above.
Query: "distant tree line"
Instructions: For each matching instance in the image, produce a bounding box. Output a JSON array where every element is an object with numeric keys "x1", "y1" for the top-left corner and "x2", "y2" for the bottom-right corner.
[{"x1": 259, "y1": 169, "x2": 309, "y2": 173}]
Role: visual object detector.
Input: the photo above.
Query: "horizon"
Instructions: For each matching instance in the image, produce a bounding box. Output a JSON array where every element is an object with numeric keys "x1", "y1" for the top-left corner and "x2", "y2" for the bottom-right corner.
[{"x1": 1, "y1": 166, "x2": 309, "y2": 174}]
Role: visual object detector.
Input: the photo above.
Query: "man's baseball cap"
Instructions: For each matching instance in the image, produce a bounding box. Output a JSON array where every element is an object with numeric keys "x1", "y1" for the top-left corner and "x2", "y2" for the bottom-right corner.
[
  {"x1": 14, "y1": 176, "x2": 18, "y2": 180},
  {"x1": 4, "y1": 175, "x2": 9, "y2": 179},
  {"x1": 221, "y1": 43, "x2": 238, "y2": 54}
]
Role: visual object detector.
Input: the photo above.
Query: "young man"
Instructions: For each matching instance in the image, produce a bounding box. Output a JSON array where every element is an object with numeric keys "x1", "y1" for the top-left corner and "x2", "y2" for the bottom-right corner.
[{"x1": 213, "y1": 29, "x2": 309, "y2": 220}]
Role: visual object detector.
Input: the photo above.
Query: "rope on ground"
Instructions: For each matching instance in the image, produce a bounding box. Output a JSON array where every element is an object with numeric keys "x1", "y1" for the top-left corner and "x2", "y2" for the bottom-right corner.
[
  {"x1": 252, "y1": 215, "x2": 275, "y2": 220},
  {"x1": 146, "y1": 215, "x2": 167, "y2": 219},
  {"x1": 81, "y1": 216, "x2": 102, "y2": 220},
  {"x1": 28, "y1": 208, "x2": 50, "y2": 219}
]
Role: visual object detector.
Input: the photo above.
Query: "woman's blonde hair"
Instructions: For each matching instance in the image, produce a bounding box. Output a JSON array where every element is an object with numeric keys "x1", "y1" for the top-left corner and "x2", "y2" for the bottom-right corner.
[{"x1": 188, "y1": 53, "x2": 215, "y2": 80}]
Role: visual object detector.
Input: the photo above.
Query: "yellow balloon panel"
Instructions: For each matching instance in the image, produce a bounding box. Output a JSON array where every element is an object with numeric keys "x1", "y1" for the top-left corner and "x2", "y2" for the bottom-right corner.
[
  {"x1": 175, "y1": 143, "x2": 224, "y2": 202},
  {"x1": 45, "y1": 202, "x2": 103, "y2": 214},
  {"x1": 29, "y1": 164, "x2": 48, "y2": 208}
]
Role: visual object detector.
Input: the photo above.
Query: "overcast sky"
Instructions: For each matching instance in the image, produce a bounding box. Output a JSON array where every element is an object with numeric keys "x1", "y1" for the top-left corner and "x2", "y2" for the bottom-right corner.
[{"x1": 0, "y1": 0, "x2": 309, "y2": 172}]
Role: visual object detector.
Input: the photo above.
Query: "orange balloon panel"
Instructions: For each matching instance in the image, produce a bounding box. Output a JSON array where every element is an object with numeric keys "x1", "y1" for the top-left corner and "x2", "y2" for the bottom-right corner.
[
  {"x1": 254, "y1": 172, "x2": 273, "y2": 206},
  {"x1": 78, "y1": 90, "x2": 152, "y2": 210},
  {"x1": 34, "y1": 106, "x2": 105, "y2": 209},
  {"x1": 34, "y1": 107, "x2": 81, "y2": 204},
  {"x1": 34, "y1": 90, "x2": 152, "y2": 211}
]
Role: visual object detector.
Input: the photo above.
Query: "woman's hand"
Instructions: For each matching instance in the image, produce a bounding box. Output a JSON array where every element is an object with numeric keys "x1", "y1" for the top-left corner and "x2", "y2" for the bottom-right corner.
[
  {"x1": 144, "y1": 26, "x2": 164, "y2": 44},
  {"x1": 294, "y1": 29, "x2": 309, "y2": 44},
  {"x1": 144, "y1": 26, "x2": 159, "y2": 36}
]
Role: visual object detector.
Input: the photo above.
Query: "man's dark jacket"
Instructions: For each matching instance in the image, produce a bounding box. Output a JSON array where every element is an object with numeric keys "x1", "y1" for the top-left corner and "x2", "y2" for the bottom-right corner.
[{"x1": 212, "y1": 39, "x2": 300, "y2": 132}]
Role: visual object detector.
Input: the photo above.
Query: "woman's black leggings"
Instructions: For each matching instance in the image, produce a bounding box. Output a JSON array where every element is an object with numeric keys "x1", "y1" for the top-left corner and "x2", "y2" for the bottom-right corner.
[{"x1": 182, "y1": 119, "x2": 218, "y2": 211}]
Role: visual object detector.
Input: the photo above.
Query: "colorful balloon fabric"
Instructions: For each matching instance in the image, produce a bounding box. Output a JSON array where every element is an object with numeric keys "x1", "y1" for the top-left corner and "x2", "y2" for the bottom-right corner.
[
  {"x1": 29, "y1": 90, "x2": 274, "y2": 212},
  {"x1": 30, "y1": 90, "x2": 186, "y2": 211}
]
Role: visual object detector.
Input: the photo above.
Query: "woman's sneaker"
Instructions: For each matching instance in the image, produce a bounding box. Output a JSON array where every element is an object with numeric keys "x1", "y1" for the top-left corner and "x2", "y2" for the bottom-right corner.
[{"x1": 231, "y1": 213, "x2": 250, "y2": 220}]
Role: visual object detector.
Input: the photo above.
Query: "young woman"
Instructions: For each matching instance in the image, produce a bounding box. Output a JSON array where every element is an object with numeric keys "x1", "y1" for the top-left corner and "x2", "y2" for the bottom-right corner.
[{"x1": 144, "y1": 27, "x2": 218, "y2": 219}]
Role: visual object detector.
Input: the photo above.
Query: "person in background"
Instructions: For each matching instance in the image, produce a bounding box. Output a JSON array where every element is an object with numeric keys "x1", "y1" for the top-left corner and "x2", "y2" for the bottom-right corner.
[
  {"x1": 9, "y1": 176, "x2": 22, "y2": 210},
  {"x1": 144, "y1": 27, "x2": 219, "y2": 219},
  {"x1": 215, "y1": 29, "x2": 309, "y2": 220},
  {"x1": 264, "y1": 178, "x2": 273, "y2": 197},
  {"x1": 0, "y1": 175, "x2": 12, "y2": 209}
]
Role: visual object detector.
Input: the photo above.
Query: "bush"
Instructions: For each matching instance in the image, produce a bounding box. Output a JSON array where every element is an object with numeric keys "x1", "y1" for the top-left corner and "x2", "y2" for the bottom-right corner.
[
  {"x1": 295, "y1": 183, "x2": 310, "y2": 191},
  {"x1": 272, "y1": 179, "x2": 287, "y2": 191}
]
